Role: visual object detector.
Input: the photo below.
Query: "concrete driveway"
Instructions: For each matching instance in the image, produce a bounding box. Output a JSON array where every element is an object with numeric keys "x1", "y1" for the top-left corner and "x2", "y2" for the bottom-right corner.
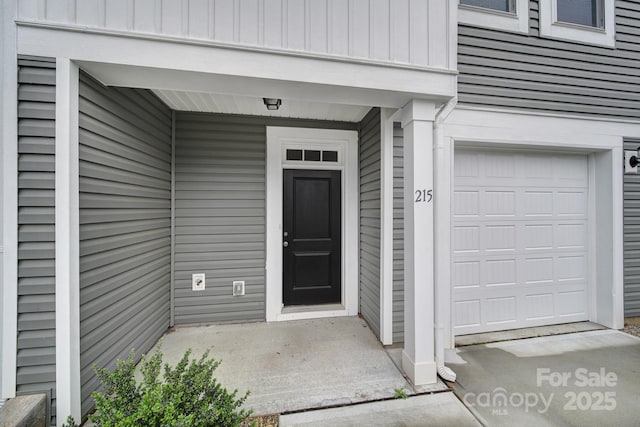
[{"x1": 449, "y1": 330, "x2": 640, "y2": 427}]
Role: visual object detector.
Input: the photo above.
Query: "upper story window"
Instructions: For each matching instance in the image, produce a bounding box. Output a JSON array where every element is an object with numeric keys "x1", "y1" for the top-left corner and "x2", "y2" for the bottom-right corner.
[
  {"x1": 460, "y1": 0, "x2": 514, "y2": 13},
  {"x1": 458, "y1": 0, "x2": 529, "y2": 34},
  {"x1": 540, "y1": 0, "x2": 615, "y2": 47},
  {"x1": 557, "y1": 0, "x2": 603, "y2": 27}
]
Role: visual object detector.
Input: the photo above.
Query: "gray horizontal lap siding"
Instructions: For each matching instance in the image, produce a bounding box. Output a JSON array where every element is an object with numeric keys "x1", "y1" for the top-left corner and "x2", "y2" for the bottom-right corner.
[
  {"x1": 17, "y1": 57, "x2": 57, "y2": 426},
  {"x1": 359, "y1": 108, "x2": 381, "y2": 339},
  {"x1": 458, "y1": 0, "x2": 640, "y2": 119},
  {"x1": 392, "y1": 124, "x2": 404, "y2": 343},
  {"x1": 79, "y1": 72, "x2": 172, "y2": 418},
  {"x1": 624, "y1": 138, "x2": 640, "y2": 317},
  {"x1": 173, "y1": 112, "x2": 357, "y2": 325}
]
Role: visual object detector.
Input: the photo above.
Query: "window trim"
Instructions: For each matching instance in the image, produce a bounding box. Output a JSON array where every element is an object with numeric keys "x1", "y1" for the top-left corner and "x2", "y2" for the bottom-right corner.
[
  {"x1": 458, "y1": 0, "x2": 529, "y2": 34},
  {"x1": 539, "y1": 0, "x2": 615, "y2": 47}
]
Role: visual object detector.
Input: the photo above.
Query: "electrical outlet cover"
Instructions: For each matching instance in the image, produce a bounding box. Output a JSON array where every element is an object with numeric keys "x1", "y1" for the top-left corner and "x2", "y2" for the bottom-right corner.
[
  {"x1": 192, "y1": 273, "x2": 205, "y2": 291},
  {"x1": 232, "y1": 280, "x2": 245, "y2": 296}
]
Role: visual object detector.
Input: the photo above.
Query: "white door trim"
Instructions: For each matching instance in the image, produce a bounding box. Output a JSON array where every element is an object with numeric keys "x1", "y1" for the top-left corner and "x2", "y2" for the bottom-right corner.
[{"x1": 266, "y1": 127, "x2": 359, "y2": 322}]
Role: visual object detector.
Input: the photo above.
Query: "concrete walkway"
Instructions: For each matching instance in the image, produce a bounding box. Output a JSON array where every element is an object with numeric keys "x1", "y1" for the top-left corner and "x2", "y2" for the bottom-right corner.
[
  {"x1": 153, "y1": 316, "x2": 451, "y2": 416},
  {"x1": 450, "y1": 330, "x2": 640, "y2": 427},
  {"x1": 279, "y1": 393, "x2": 481, "y2": 427}
]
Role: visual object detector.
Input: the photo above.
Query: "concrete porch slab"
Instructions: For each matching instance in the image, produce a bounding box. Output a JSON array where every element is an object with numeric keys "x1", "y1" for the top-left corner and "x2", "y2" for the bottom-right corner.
[{"x1": 151, "y1": 316, "x2": 416, "y2": 415}]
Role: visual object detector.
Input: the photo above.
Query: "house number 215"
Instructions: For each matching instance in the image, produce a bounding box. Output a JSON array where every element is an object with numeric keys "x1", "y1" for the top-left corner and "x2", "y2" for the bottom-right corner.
[{"x1": 415, "y1": 189, "x2": 433, "y2": 203}]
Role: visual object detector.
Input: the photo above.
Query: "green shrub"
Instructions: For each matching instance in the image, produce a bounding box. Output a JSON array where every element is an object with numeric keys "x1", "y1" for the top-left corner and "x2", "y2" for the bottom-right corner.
[{"x1": 80, "y1": 348, "x2": 251, "y2": 426}]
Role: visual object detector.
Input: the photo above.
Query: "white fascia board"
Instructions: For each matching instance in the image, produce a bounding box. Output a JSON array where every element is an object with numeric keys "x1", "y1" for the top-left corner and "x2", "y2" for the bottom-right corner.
[
  {"x1": 55, "y1": 58, "x2": 81, "y2": 423},
  {"x1": 1, "y1": 0, "x2": 18, "y2": 400},
  {"x1": 445, "y1": 108, "x2": 640, "y2": 146},
  {"x1": 16, "y1": 24, "x2": 456, "y2": 105}
]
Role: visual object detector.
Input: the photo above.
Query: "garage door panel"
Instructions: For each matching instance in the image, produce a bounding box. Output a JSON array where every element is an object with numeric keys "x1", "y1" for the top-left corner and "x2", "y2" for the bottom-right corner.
[
  {"x1": 524, "y1": 293, "x2": 555, "y2": 320},
  {"x1": 556, "y1": 254, "x2": 587, "y2": 281},
  {"x1": 556, "y1": 191, "x2": 588, "y2": 217},
  {"x1": 557, "y1": 290, "x2": 588, "y2": 316},
  {"x1": 485, "y1": 297, "x2": 517, "y2": 325},
  {"x1": 524, "y1": 257, "x2": 554, "y2": 284},
  {"x1": 485, "y1": 259, "x2": 516, "y2": 286},
  {"x1": 454, "y1": 190, "x2": 479, "y2": 217},
  {"x1": 524, "y1": 224, "x2": 554, "y2": 250},
  {"x1": 484, "y1": 191, "x2": 516, "y2": 217},
  {"x1": 556, "y1": 223, "x2": 587, "y2": 249},
  {"x1": 452, "y1": 261, "x2": 480, "y2": 288},
  {"x1": 523, "y1": 191, "x2": 554, "y2": 216},
  {"x1": 484, "y1": 226, "x2": 516, "y2": 252},
  {"x1": 454, "y1": 300, "x2": 481, "y2": 328},
  {"x1": 557, "y1": 156, "x2": 588, "y2": 182},
  {"x1": 453, "y1": 226, "x2": 480, "y2": 253},
  {"x1": 453, "y1": 149, "x2": 589, "y2": 335}
]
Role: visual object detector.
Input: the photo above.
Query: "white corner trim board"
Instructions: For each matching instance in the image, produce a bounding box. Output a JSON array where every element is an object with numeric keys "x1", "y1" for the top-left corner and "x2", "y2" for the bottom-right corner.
[
  {"x1": 265, "y1": 127, "x2": 359, "y2": 322},
  {"x1": 1, "y1": 0, "x2": 18, "y2": 400},
  {"x1": 55, "y1": 58, "x2": 81, "y2": 423},
  {"x1": 379, "y1": 109, "x2": 396, "y2": 345}
]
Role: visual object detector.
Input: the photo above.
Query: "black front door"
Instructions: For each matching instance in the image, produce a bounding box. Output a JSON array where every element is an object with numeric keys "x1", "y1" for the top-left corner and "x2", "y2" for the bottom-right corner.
[{"x1": 283, "y1": 169, "x2": 341, "y2": 306}]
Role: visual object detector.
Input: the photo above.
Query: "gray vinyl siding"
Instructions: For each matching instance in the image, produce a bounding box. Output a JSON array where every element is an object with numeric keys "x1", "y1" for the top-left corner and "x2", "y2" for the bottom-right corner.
[
  {"x1": 173, "y1": 112, "x2": 356, "y2": 325},
  {"x1": 78, "y1": 72, "x2": 172, "y2": 418},
  {"x1": 392, "y1": 124, "x2": 404, "y2": 343},
  {"x1": 359, "y1": 108, "x2": 381, "y2": 338},
  {"x1": 624, "y1": 138, "x2": 640, "y2": 317},
  {"x1": 458, "y1": 1, "x2": 640, "y2": 119},
  {"x1": 16, "y1": 56, "x2": 57, "y2": 426}
]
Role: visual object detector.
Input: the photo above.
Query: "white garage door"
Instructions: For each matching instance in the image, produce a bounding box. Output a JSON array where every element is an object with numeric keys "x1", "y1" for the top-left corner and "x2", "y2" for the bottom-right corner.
[{"x1": 453, "y1": 149, "x2": 589, "y2": 335}]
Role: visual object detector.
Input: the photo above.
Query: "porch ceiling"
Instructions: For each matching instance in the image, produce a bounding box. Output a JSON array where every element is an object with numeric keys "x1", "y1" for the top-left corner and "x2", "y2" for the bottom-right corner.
[
  {"x1": 153, "y1": 89, "x2": 371, "y2": 122},
  {"x1": 76, "y1": 60, "x2": 453, "y2": 123}
]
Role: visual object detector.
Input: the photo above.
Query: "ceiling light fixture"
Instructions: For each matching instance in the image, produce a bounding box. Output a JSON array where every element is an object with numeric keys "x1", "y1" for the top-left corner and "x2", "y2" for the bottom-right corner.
[{"x1": 263, "y1": 98, "x2": 282, "y2": 111}]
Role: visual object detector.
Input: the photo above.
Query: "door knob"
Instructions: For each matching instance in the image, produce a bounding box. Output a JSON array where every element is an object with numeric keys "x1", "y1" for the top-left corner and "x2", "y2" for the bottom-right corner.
[{"x1": 283, "y1": 241, "x2": 289, "y2": 248}]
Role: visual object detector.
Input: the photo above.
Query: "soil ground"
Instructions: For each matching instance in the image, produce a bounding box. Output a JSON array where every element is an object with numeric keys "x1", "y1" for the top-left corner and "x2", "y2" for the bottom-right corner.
[{"x1": 623, "y1": 316, "x2": 640, "y2": 337}]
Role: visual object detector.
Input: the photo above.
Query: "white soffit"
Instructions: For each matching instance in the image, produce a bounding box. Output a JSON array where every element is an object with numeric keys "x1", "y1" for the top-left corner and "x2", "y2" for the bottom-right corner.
[{"x1": 153, "y1": 90, "x2": 371, "y2": 122}]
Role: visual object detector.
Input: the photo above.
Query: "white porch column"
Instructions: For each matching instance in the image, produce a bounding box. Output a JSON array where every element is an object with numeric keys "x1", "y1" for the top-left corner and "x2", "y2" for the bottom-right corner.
[
  {"x1": 401, "y1": 100, "x2": 437, "y2": 385},
  {"x1": 55, "y1": 58, "x2": 81, "y2": 424}
]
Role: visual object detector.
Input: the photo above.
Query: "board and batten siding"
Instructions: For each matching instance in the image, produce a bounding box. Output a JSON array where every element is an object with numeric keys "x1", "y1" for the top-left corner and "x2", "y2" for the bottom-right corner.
[
  {"x1": 16, "y1": 0, "x2": 452, "y2": 70},
  {"x1": 79, "y1": 72, "x2": 172, "y2": 418},
  {"x1": 359, "y1": 108, "x2": 381, "y2": 338},
  {"x1": 392, "y1": 124, "x2": 405, "y2": 343},
  {"x1": 624, "y1": 138, "x2": 640, "y2": 317},
  {"x1": 458, "y1": 0, "x2": 640, "y2": 119},
  {"x1": 173, "y1": 112, "x2": 357, "y2": 325},
  {"x1": 16, "y1": 56, "x2": 57, "y2": 426}
]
